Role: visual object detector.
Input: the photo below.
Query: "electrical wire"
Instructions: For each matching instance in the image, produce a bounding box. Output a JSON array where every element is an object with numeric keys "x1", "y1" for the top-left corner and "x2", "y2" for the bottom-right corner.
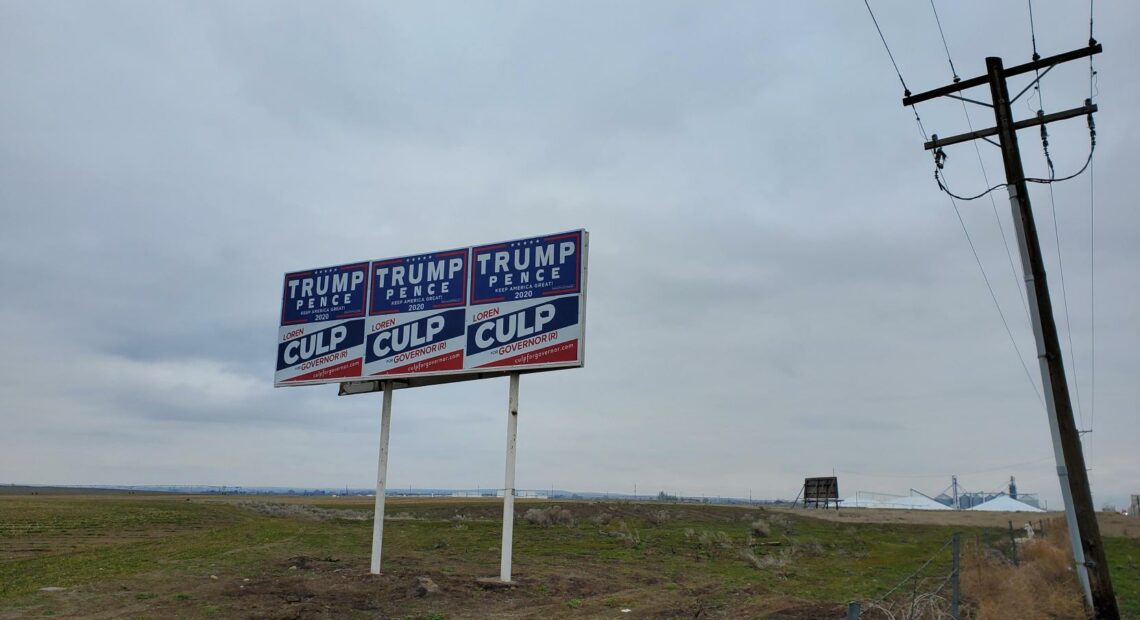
[
  {"x1": 933, "y1": 121, "x2": 1095, "y2": 200},
  {"x1": 1088, "y1": 143, "x2": 1096, "y2": 451},
  {"x1": 863, "y1": 0, "x2": 911, "y2": 97},
  {"x1": 933, "y1": 173, "x2": 1006, "y2": 202},
  {"x1": 837, "y1": 456, "x2": 1054, "y2": 480},
  {"x1": 933, "y1": 0, "x2": 1095, "y2": 199},
  {"x1": 1028, "y1": 0, "x2": 1040, "y2": 61},
  {"x1": 928, "y1": 0, "x2": 1033, "y2": 336},
  {"x1": 862, "y1": 0, "x2": 932, "y2": 142},
  {"x1": 929, "y1": 0, "x2": 959, "y2": 82},
  {"x1": 962, "y1": 102, "x2": 1033, "y2": 325},
  {"x1": 1085, "y1": 148, "x2": 1094, "y2": 435},
  {"x1": 867, "y1": 0, "x2": 1046, "y2": 408},
  {"x1": 1026, "y1": 148, "x2": 1094, "y2": 184},
  {"x1": 937, "y1": 168, "x2": 1045, "y2": 408},
  {"x1": 1087, "y1": 0, "x2": 1097, "y2": 457},
  {"x1": 871, "y1": 5, "x2": 1099, "y2": 394},
  {"x1": 927, "y1": 0, "x2": 1036, "y2": 360},
  {"x1": 1045, "y1": 182, "x2": 1086, "y2": 431},
  {"x1": 1027, "y1": 0, "x2": 1044, "y2": 111},
  {"x1": 1029, "y1": 41, "x2": 1087, "y2": 435}
]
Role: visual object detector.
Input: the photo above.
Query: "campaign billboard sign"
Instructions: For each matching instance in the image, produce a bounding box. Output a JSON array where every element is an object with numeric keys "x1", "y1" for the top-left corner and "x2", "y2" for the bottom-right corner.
[
  {"x1": 466, "y1": 231, "x2": 584, "y2": 369},
  {"x1": 275, "y1": 262, "x2": 370, "y2": 386},
  {"x1": 274, "y1": 230, "x2": 587, "y2": 388},
  {"x1": 363, "y1": 248, "x2": 469, "y2": 377}
]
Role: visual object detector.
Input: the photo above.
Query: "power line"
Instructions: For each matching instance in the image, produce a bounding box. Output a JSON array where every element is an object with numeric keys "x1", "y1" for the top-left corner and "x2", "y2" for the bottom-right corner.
[
  {"x1": 927, "y1": 0, "x2": 1034, "y2": 330},
  {"x1": 1045, "y1": 182, "x2": 1086, "y2": 431},
  {"x1": 898, "y1": 16, "x2": 1115, "y2": 615},
  {"x1": 940, "y1": 174, "x2": 1044, "y2": 406},
  {"x1": 1088, "y1": 141, "x2": 1096, "y2": 447},
  {"x1": 866, "y1": 1, "x2": 1045, "y2": 407},
  {"x1": 1087, "y1": 0, "x2": 1097, "y2": 459},
  {"x1": 863, "y1": 0, "x2": 911, "y2": 97},
  {"x1": 929, "y1": 0, "x2": 959, "y2": 82},
  {"x1": 1026, "y1": 29, "x2": 1087, "y2": 437},
  {"x1": 962, "y1": 103, "x2": 1034, "y2": 326},
  {"x1": 931, "y1": 112, "x2": 1095, "y2": 201},
  {"x1": 916, "y1": 7, "x2": 1050, "y2": 406},
  {"x1": 863, "y1": 0, "x2": 929, "y2": 140},
  {"x1": 837, "y1": 456, "x2": 1054, "y2": 480},
  {"x1": 1027, "y1": 0, "x2": 1041, "y2": 61}
]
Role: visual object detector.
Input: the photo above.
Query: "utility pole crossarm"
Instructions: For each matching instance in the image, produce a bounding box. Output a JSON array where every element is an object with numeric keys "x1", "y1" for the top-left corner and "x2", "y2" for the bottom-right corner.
[
  {"x1": 901, "y1": 43, "x2": 1102, "y2": 107},
  {"x1": 923, "y1": 102, "x2": 1097, "y2": 151}
]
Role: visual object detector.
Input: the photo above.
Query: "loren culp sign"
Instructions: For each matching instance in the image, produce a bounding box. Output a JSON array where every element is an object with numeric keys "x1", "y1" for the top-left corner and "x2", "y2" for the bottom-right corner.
[{"x1": 274, "y1": 230, "x2": 588, "y2": 387}]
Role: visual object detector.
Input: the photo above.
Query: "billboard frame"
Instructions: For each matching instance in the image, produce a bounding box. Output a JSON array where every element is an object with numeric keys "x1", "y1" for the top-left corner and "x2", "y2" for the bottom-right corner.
[
  {"x1": 276, "y1": 230, "x2": 588, "y2": 389},
  {"x1": 274, "y1": 229, "x2": 589, "y2": 584}
]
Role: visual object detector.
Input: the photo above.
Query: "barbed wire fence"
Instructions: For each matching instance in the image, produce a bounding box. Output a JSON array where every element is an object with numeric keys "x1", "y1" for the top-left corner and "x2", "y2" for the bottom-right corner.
[
  {"x1": 846, "y1": 520, "x2": 1056, "y2": 619},
  {"x1": 847, "y1": 533, "x2": 962, "y2": 620}
]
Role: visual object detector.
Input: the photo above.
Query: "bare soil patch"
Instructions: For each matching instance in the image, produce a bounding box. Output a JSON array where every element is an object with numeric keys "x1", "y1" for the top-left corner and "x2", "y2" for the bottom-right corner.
[{"x1": 770, "y1": 506, "x2": 1140, "y2": 538}]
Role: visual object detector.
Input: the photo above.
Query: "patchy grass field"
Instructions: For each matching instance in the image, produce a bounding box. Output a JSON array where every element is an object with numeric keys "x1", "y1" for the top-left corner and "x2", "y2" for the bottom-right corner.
[{"x1": 0, "y1": 493, "x2": 1136, "y2": 618}]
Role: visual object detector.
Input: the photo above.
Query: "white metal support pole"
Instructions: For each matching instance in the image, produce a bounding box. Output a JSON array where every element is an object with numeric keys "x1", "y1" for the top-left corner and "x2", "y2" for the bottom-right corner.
[
  {"x1": 1007, "y1": 184, "x2": 1093, "y2": 604},
  {"x1": 370, "y1": 381, "x2": 394, "y2": 574},
  {"x1": 499, "y1": 373, "x2": 520, "y2": 582}
]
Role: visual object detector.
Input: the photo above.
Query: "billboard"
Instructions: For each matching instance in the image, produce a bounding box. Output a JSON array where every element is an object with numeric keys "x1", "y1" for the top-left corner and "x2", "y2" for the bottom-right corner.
[
  {"x1": 275, "y1": 262, "x2": 370, "y2": 385},
  {"x1": 275, "y1": 230, "x2": 587, "y2": 387}
]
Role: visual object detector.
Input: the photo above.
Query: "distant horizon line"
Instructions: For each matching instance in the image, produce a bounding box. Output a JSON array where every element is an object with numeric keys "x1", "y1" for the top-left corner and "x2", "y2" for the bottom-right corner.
[{"x1": 3, "y1": 482, "x2": 788, "y2": 503}]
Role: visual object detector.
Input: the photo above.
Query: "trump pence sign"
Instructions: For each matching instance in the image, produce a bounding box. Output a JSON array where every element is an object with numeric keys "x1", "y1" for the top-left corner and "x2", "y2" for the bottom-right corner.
[{"x1": 275, "y1": 230, "x2": 588, "y2": 387}]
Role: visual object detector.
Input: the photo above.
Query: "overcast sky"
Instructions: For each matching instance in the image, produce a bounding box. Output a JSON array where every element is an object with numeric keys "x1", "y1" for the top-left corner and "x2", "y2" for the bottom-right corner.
[{"x1": 1, "y1": 1, "x2": 1136, "y2": 508}]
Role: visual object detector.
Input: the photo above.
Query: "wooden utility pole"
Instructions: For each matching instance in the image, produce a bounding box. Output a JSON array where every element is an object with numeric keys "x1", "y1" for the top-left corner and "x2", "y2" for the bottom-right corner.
[{"x1": 903, "y1": 43, "x2": 1118, "y2": 619}]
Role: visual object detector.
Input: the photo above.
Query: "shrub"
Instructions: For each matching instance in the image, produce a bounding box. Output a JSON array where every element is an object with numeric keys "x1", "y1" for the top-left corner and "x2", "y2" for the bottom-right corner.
[
  {"x1": 236, "y1": 501, "x2": 370, "y2": 521},
  {"x1": 960, "y1": 519, "x2": 1085, "y2": 619},
  {"x1": 751, "y1": 518, "x2": 771, "y2": 538},
  {"x1": 646, "y1": 510, "x2": 670, "y2": 525},
  {"x1": 610, "y1": 520, "x2": 641, "y2": 548},
  {"x1": 523, "y1": 505, "x2": 575, "y2": 527},
  {"x1": 739, "y1": 546, "x2": 795, "y2": 570}
]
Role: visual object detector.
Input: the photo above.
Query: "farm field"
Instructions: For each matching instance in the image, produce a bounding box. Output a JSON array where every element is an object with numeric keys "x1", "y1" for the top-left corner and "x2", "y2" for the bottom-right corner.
[{"x1": 1, "y1": 492, "x2": 1137, "y2": 619}]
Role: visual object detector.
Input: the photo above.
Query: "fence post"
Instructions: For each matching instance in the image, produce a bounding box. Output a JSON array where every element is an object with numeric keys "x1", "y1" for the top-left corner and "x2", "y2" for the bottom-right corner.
[
  {"x1": 847, "y1": 601, "x2": 860, "y2": 620},
  {"x1": 952, "y1": 533, "x2": 961, "y2": 620},
  {"x1": 908, "y1": 572, "x2": 920, "y2": 619},
  {"x1": 1008, "y1": 520, "x2": 1019, "y2": 566}
]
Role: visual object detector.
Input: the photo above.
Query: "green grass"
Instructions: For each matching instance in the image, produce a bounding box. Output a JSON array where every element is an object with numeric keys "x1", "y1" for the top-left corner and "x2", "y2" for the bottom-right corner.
[
  {"x1": 0, "y1": 498, "x2": 363, "y2": 599},
  {"x1": 1105, "y1": 536, "x2": 1140, "y2": 617},
  {"x1": 1, "y1": 496, "x2": 1136, "y2": 618}
]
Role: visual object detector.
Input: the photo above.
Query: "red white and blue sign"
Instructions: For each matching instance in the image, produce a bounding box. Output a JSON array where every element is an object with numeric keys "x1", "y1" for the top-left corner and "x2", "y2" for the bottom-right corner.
[
  {"x1": 363, "y1": 308, "x2": 467, "y2": 377},
  {"x1": 276, "y1": 262, "x2": 370, "y2": 386},
  {"x1": 369, "y1": 249, "x2": 467, "y2": 315},
  {"x1": 281, "y1": 263, "x2": 369, "y2": 325},
  {"x1": 274, "y1": 230, "x2": 587, "y2": 388},
  {"x1": 463, "y1": 231, "x2": 584, "y2": 369},
  {"x1": 471, "y1": 231, "x2": 582, "y2": 305},
  {"x1": 362, "y1": 249, "x2": 469, "y2": 377}
]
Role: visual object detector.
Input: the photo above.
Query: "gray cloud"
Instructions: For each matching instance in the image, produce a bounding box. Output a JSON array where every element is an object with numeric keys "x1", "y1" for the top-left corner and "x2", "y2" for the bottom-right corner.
[{"x1": 1, "y1": 1, "x2": 1137, "y2": 508}]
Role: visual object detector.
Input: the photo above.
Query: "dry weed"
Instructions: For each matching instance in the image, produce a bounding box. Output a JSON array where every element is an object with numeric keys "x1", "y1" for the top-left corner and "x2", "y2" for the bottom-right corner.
[
  {"x1": 610, "y1": 520, "x2": 641, "y2": 548},
  {"x1": 962, "y1": 519, "x2": 1087, "y2": 619},
  {"x1": 740, "y1": 546, "x2": 796, "y2": 570},
  {"x1": 589, "y1": 511, "x2": 612, "y2": 526},
  {"x1": 645, "y1": 510, "x2": 670, "y2": 525},
  {"x1": 236, "y1": 501, "x2": 371, "y2": 521},
  {"x1": 751, "y1": 518, "x2": 771, "y2": 538},
  {"x1": 523, "y1": 505, "x2": 575, "y2": 527}
]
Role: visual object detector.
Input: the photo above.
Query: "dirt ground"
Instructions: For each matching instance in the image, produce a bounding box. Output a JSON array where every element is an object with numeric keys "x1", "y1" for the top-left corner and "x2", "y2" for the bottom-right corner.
[
  {"x1": 6, "y1": 564, "x2": 845, "y2": 620},
  {"x1": 769, "y1": 506, "x2": 1140, "y2": 538},
  {"x1": 2, "y1": 493, "x2": 1137, "y2": 619}
]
